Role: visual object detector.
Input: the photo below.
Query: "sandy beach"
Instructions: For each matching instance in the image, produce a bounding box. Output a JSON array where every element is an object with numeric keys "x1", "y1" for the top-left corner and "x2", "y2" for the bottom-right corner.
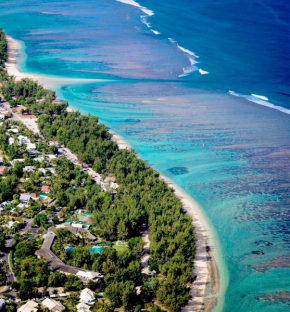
[
  {"x1": 5, "y1": 34, "x2": 221, "y2": 312},
  {"x1": 5, "y1": 35, "x2": 109, "y2": 88}
]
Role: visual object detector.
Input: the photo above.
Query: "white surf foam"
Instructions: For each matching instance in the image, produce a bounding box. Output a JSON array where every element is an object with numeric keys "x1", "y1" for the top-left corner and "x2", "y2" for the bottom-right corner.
[
  {"x1": 177, "y1": 44, "x2": 199, "y2": 58},
  {"x1": 228, "y1": 91, "x2": 290, "y2": 115},
  {"x1": 151, "y1": 29, "x2": 160, "y2": 35},
  {"x1": 199, "y1": 68, "x2": 209, "y2": 75},
  {"x1": 141, "y1": 16, "x2": 151, "y2": 28},
  {"x1": 168, "y1": 38, "x2": 176, "y2": 43},
  {"x1": 116, "y1": 0, "x2": 154, "y2": 16},
  {"x1": 251, "y1": 94, "x2": 269, "y2": 101}
]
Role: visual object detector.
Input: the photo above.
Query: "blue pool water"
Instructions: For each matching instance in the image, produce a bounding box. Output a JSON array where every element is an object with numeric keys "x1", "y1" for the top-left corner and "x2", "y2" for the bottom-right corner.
[
  {"x1": 65, "y1": 247, "x2": 75, "y2": 253},
  {"x1": 89, "y1": 247, "x2": 103, "y2": 254},
  {"x1": 0, "y1": 1, "x2": 290, "y2": 311}
]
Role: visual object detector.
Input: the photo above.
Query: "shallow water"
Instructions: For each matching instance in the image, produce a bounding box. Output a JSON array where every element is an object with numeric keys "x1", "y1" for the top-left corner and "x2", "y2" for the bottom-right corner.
[{"x1": 1, "y1": 0, "x2": 290, "y2": 311}]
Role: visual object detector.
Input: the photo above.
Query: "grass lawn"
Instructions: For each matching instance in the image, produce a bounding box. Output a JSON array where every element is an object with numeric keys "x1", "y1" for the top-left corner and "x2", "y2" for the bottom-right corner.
[{"x1": 113, "y1": 241, "x2": 128, "y2": 254}]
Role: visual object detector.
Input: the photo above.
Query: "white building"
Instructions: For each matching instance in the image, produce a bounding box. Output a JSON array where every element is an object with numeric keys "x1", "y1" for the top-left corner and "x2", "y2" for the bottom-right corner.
[
  {"x1": 26, "y1": 143, "x2": 36, "y2": 150},
  {"x1": 80, "y1": 288, "x2": 95, "y2": 304},
  {"x1": 8, "y1": 137, "x2": 15, "y2": 145},
  {"x1": 42, "y1": 298, "x2": 65, "y2": 312},
  {"x1": 23, "y1": 166, "x2": 35, "y2": 173},
  {"x1": 76, "y1": 302, "x2": 91, "y2": 312},
  {"x1": 18, "y1": 135, "x2": 30, "y2": 146},
  {"x1": 0, "y1": 298, "x2": 6, "y2": 310},
  {"x1": 17, "y1": 300, "x2": 38, "y2": 312}
]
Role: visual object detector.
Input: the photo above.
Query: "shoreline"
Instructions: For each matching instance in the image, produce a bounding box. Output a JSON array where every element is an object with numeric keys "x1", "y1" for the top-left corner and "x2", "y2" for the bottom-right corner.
[
  {"x1": 5, "y1": 34, "x2": 223, "y2": 311},
  {"x1": 5, "y1": 35, "x2": 110, "y2": 87}
]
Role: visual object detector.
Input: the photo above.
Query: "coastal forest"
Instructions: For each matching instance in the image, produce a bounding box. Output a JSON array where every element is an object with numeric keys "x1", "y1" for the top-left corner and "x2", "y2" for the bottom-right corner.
[{"x1": 0, "y1": 29, "x2": 197, "y2": 312}]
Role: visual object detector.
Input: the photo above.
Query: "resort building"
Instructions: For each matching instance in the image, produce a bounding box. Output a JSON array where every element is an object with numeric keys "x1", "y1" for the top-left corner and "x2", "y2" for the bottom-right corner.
[
  {"x1": 41, "y1": 298, "x2": 65, "y2": 312},
  {"x1": 36, "y1": 230, "x2": 103, "y2": 283},
  {"x1": 80, "y1": 288, "x2": 95, "y2": 304},
  {"x1": 17, "y1": 300, "x2": 38, "y2": 312}
]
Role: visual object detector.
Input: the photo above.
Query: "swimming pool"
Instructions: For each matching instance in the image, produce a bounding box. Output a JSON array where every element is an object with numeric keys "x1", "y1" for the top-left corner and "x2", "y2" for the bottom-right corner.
[{"x1": 89, "y1": 247, "x2": 103, "y2": 253}]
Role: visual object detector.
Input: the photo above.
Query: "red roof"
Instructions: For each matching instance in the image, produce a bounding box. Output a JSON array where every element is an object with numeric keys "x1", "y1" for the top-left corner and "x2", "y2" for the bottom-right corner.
[
  {"x1": 30, "y1": 193, "x2": 39, "y2": 199},
  {"x1": 41, "y1": 185, "x2": 50, "y2": 193}
]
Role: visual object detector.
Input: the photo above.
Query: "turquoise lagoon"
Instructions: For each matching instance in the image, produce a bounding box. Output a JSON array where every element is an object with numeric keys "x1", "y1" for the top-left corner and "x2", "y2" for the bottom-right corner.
[{"x1": 1, "y1": 0, "x2": 290, "y2": 311}]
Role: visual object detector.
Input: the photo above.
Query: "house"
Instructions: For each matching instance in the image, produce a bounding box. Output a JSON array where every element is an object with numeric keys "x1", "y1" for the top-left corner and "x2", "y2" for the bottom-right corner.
[
  {"x1": 47, "y1": 167, "x2": 56, "y2": 175},
  {"x1": 41, "y1": 185, "x2": 50, "y2": 194},
  {"x1": 17, "y1": 300, "x2": 38, "y2": 312},
  {"x1": 17, "y1": 203, "x2": 28, "y2": 209},
  {"x1": 34, "y1": 156, "x2": 45, "y2": 163},
  {"x1": 101, "y1": 180, "x2": 119, "y2": 194},
  {"x1": 0, "y1": 114, "x2": 5, "y2": 120},
  {"x1": 26, "y1": 143, "x2": 36, "y2": 150},
  {"x1": 23, "y1": 166, "x2": 35, "y2": 173},
  {"x1": 38, "y1": 168, "x2": 46, "y2": 174},
  {"x1": 48, "y1": 155, "x2": 57, "y2": 161},
  {"x1": 18, "y1": 135, "x2": 30, "y2": 146},
  {"x1": 8, "y1": 128, "x2": 19, "y2": 134},
  {"x1": 80, "y1": 288, "x2": 95, "y2": 304},
  {"x1": 0, "y1": 299, "x2": 6, "y2": 310},
  {"x1": 8, "y1": 137, "x2": 15, "y2": 145},
  {"x1": 76, "y1": 302, "x2": 91, "y2": 312},
  {"x1": 31, "y1": 193, "x2": 40, "y2": 200},
  {"x1": 41, "y1": 298, "x2": 65, "y2": 312},
  {"x1": 20, "y1": 194, "x2": 31, "y2": 203}
]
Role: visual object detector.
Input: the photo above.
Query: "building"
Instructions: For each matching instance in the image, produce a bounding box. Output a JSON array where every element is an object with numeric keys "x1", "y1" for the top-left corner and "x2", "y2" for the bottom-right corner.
[
  {"x1": 20, "y1": 194, "x2": 31, "y2": 203},
  {"x1": 17, "y1": 300, "x2": 38, "y2": 312},
  {"x1": 0, "y1": 299, "x2": 6, "y2": 310},
  {"x1": 80, "y1": 288, "x2": 95, "y2": 304},
  {"x1": 0, "y1": 114, "x2": 5, "y2": 120},
  {"x1": 31, "y1": 193, "x2": 40, "y2": 200},
  {"x1": 76, "y1": 302, "x2": 91, "y2": 312},
  {"x1": 8, "y1": 137, "x2": 15, "y2": 145},
  {"x1": 42, "y1": 298, "x2": 65, "y2": 312},
  {"x1": 26, "y1": 143, "x2": 36, "y2": 150},
  {"x1": 23, "y1": 166, "x2": 35, "y2": 173},
  {"x1": 41, "y1": 185, "x2": 50, "y2": 193},
  {"x1": 18, "y1": 135, "x2": 30, "y2": 146}
]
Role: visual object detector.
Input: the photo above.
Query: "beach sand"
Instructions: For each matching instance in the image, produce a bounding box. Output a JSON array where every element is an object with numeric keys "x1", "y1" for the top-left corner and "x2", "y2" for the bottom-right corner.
[
  {"x1": 5, "y1": 34, "x2": 221, "y2": 311},
  {"x1": 5, "y1": 35, "x2": 109, "y2": 88}
]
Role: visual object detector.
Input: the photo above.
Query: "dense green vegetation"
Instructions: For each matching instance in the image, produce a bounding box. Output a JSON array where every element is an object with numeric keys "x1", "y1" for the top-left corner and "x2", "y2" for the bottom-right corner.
[{"x1": 0, "y1": 28, "x2": 197, "y2": 311}]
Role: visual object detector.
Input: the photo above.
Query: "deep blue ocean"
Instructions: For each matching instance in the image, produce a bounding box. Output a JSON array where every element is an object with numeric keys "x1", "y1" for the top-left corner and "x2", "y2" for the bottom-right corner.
[{"x1": 1, "y1": 0, "x2": 290, "y2": 311}]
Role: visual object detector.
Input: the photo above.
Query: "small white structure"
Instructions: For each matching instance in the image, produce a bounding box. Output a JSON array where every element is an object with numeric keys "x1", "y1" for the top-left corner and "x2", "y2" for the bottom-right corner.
[
  {"x1": 8, "y1": 137, "x2": 15, "y2": 145},
  {"x1": 76, "y1": 302, "x2": 91, "y2": 312},
  {"x1": 0, "y1": 298, "x2": 6, "y2": 310},
  {"x1": 38, "y1": 168, "x2": 46, "y2": 174},
  {"x1": 18, "y1": 135, "x2": 30, "y2": 146},
  {"x1": 48, "y1": 154, "x2": 57, "y2": 161},
  {"x1": 8, "y1": 128, "x2": 19, "y2": 134},
  {"x1": 80, "y1": 288, "x2": 95, "y2": 304},
  {"x1": 34, "y1": 156, "x2": 45, "y2": 163},
  {"x1": 26, "y1": 143, "x2": 36, "y2": 150},
  {"x1": 23, "y1": 166, "x2": 35, "y2": 173},
  {"x1": 17, "y1": 300, "x2": 38, "y2": 312},
  {"x1": 42, "y1": 298, "x2": 65, "y2": 312},
  {"x1": 0, "y1": 114, "x2": 5, "y2": 120}
]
